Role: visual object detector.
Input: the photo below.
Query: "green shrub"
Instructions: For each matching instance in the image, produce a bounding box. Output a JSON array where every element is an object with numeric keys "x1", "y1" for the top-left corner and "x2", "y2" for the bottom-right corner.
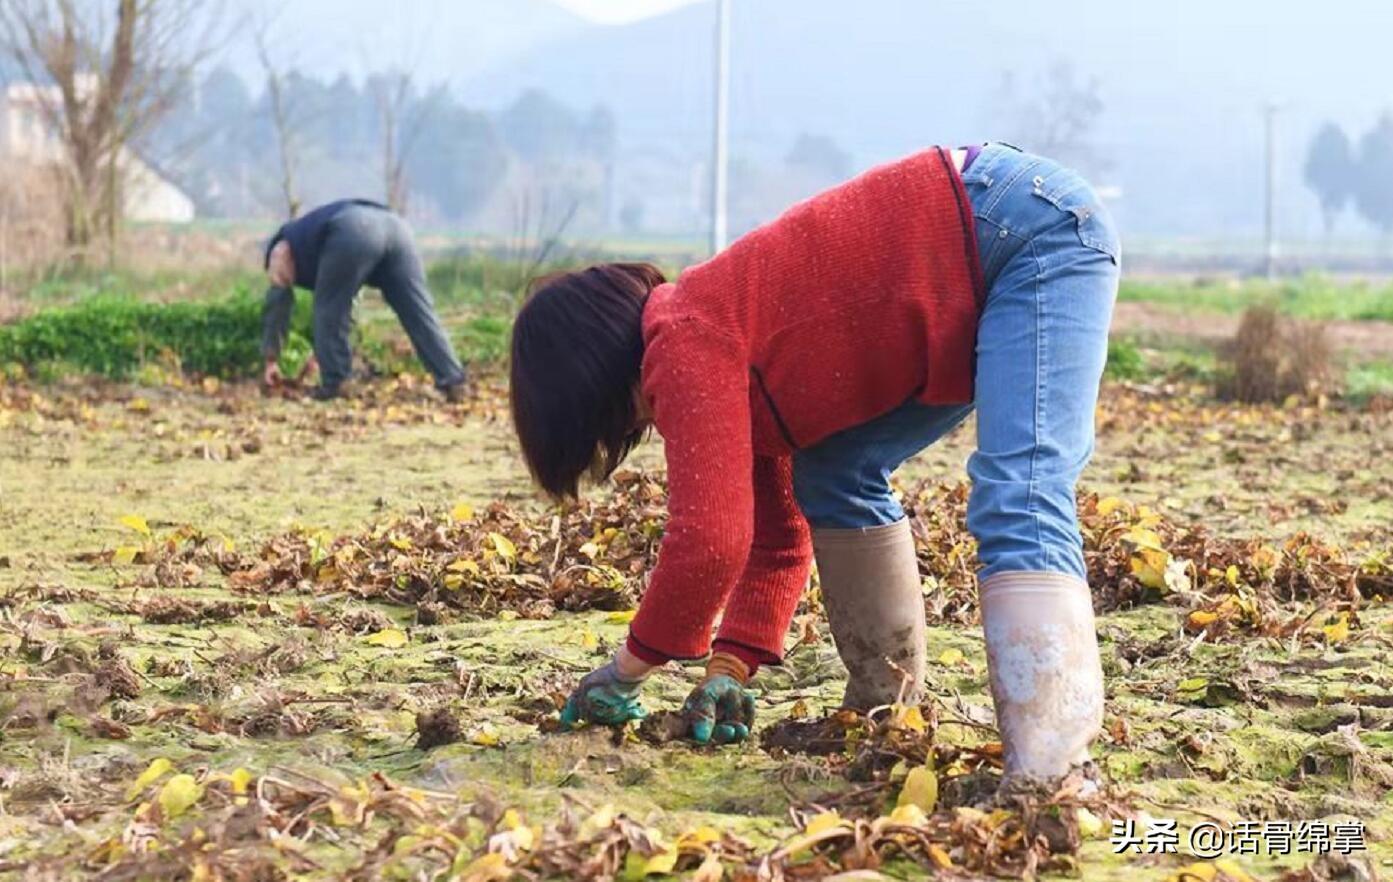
[
  {"x1": 1104, "y1": 337, "x2": 1148, "y2": 381},
  {"x1": 456, "y1": 315, "x2": 511, "y2": 364},
  {"x1": 0, "y1": 292, "x2": 312, "y2": 379}
]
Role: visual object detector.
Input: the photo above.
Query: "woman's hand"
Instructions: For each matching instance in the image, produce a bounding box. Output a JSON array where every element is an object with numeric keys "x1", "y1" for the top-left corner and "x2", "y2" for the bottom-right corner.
[
  {"x1": 559, "y1": 648, "x2": 654, "y2": 728},
  {"x1": 262, "y1": 358, "x2": 283, "y2": 388},
  {"x1": 682, "y1": 652, "x2": 755, "y2": 744}
]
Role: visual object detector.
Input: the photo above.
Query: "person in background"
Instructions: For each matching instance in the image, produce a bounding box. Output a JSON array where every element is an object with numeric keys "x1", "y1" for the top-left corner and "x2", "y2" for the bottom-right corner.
[
  {"x1": 261, "y1": 199, "x2": 469, "y2": 402},
  {"x1": 509, "y1": 142, "x2": 1121, "y2": 790}
]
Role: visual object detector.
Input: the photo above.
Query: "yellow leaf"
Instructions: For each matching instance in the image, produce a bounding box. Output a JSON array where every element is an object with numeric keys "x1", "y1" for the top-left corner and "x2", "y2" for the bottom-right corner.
[
  {"x1": 499, "y1": 809, "x2": 534, "y2": 851},
  {"x1": 887, "y1": 803, "x2": 928, "y2": 826},
  {"x1": 451, "y1": 503, "x2": 474, "y2": 522},
  {"x1": 119, "y1": 514, "x2": 151, "y2": 537},
  {"x1": 1177, "y1": 677, "x2": 1208, "y2": 692},
  {"x1": 889, "y1": 704, "x2": 926, "y2": 733},
  {"x1": 365, "y1": 628, "x2": 408, "y2": 649},
  {"x1": 580, "y1": 804, "x2": 616, "y2": 837},
  {"x1": 896, "y1": 765, "x2": 937, "y2": 812},
  {"x1": 158, "y1": 774, "x2": 202, "y2": 819},
  {"x1": 1322, "y1": 613, "x2": 1350, "y2": 643},
  {"x1": 489, "y1": 532, "x2": 517, "y2": 561},
  {"x1": 443, "y1": 573, "x2": 464, "y2": 590},
  {"x1": 456, "y1": 852, "x2": 513, "y2": 882},
  {"x1": 1225, "y1": 565, "x2": 1240, "y2": 587},
  {"x1": 113, "y1": 546, "x2": 140, "y2": 565},
  {"x1": 606, "y1": 609, "x2": 638, "y2": 625},
  {"x1": 228, "y1": 767, "x2": 253, "y2": 796},
  {"x1": 1130, "y1": 547, "x2": 1172, "y2": 591},
  {"x1": 1187, "y1": 610, "x2": 1218, "y2": 628},
  {"x1": 448, "y1": 558, "x2": 481, "y2": 575},
  {"x1": 806, "y1": 812, "x2": 847, "y2": 835},
  {"x1": 936, "y1": 648, "x2": 964, "y2": 666},
  {"x1": 1165, "y1": 860, "x2": 1258, "y2": 882},
  {"x1": 579, "y1": 541, "x2": 601, "y2": 559},
  {"x1": 1251, "y1": 545, "x2": 1280, "y2": 579},
  {"x1": 926, "y1": 843, "x2": 953, "y2": 869},
  {"x1": 470, "y1": 725, "x2": 501, "y2": 746},
  {"x1": 579, "y1": 629, "x2": 599, "y2": 650},
  {"x1": 498, "y1": 610, "x2": 520, "y2": 621},
  {"x1": 1124, "y1": 526, "x2": 1165, "y2": 551},
  {"x1": 677, "y1": 826, "x2": 723, "y2": 852},
  {"x1": 623, "y1": 838, "x2": 678, "y2": 878},
  {"x1": 1096, "y1": 496, "x2": 1125, "y2": 516},
  {"x1": 1213, "y1": 860, "x2": 1258, "y2": 882},
  {"x1": 127, "y1": 758, "x2": 173, "y2": 800},
  {"x1": 1076, "y1": 807, "x2": 1104, "y2": 838},
  {"x1": 782, "y1": 810, "x2": 850, "y2": 856},
  {"x1": 389, "y1": 536, "x2": 413, "y2": 551}
]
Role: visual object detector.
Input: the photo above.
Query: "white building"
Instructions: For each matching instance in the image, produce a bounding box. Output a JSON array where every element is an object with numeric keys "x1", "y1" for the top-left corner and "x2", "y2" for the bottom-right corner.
[{"x1": 0, "y1": 79, "x2": 195, "y2": 224}]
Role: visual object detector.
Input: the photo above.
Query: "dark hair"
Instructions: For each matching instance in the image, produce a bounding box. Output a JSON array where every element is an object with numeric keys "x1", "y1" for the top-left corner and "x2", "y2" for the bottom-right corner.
[{"x1": 510, "y1": 262, "x2": 666, "y2": 498}]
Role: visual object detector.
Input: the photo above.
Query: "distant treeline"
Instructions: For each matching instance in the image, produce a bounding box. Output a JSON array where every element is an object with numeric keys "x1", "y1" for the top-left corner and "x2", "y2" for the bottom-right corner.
[
  {"x1": 148, "y1": 67, "x2": 617, "y2": 227},
  {"x1": 1305, "y1": 116, "x2": 1393, "y2": 235}
]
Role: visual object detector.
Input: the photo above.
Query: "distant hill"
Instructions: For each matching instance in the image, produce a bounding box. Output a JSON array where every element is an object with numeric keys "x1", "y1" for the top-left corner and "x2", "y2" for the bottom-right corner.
[{"x1": 458, "y1": 0, "x2": 1393, "y2": 239}]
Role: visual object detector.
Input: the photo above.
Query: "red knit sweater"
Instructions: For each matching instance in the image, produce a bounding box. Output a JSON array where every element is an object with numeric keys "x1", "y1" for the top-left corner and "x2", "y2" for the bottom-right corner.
[{"x1": 626, "y1": 147, "x2": 983, "y2": 670}]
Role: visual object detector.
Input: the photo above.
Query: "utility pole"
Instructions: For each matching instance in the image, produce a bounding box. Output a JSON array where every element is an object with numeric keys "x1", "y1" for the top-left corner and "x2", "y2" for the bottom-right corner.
[
  {"x1": 1264, "y1": 102, "x2": 1281, "y2": 280},
  {"x1": 710, "y1": 0, "x2": 731, "y2": 255}
]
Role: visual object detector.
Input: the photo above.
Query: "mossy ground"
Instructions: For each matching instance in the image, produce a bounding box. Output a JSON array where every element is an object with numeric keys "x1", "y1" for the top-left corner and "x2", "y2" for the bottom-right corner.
[{"x1": 1, "y1": 378, "x2": 1391, "y2": 880}]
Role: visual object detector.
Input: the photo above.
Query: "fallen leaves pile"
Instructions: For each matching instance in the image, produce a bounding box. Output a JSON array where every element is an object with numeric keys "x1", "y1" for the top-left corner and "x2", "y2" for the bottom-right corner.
[
  {"x1": 217, "y1": 468, "x2": 668, "y2": 619},
  {"x1": 0, "y1": 372, "x2": 508, "y2": 462},
  {"x1": 18, "y1": 738, "x2": 1121, "y2": 882},
  {"x1": 98, "y1": 472, "x2": 1392, "y2": 650}
]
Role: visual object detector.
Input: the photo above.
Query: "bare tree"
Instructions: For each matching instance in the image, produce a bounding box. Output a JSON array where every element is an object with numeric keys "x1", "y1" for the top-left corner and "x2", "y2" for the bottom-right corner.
[
  {"x1": 252, "y1": 14, "x2": 299, "y2": 218},
  {"x1": 993, "y1": 61, "x2": 1110, "y2": 180},
  {"x1": 505, "y1": 183, "x2": 579, "y2": 303},
  {"x1": 367, "y1": 69, "x2": 445, "y2": 216},
  {"x1": 0, "y1": 0, "x2": 223, "y2": 260}
]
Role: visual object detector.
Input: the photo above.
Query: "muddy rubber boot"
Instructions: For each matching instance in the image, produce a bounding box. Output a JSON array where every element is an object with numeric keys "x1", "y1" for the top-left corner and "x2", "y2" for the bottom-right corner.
[
  {"x1": 813, "y1": 519, "x2": 926, "y2": 710},
  {"x1": 979, "y1": 572, "x2": 1104, "y2": 782}
]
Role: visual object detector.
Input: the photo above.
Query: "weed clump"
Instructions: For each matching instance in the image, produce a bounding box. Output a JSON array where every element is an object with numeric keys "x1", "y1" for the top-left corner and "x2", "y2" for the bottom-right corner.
[{"x1": 1217, "y1": 305, "x2": 1338, "y2": 403}]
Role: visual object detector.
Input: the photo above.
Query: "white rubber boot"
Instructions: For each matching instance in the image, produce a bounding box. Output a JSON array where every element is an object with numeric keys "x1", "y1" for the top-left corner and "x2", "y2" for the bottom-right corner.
[{"x1": 979, "y1": 571, "x2": 1104, "y2": 781}]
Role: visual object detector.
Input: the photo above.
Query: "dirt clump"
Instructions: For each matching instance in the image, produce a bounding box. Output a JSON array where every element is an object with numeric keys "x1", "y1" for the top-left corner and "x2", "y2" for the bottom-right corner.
[
  {"x1": 94, "y1": 654, "x2": 142, "y2": 701},
  {"x1": 415, "y1": 707, "x2": 463, "y2": 750}
]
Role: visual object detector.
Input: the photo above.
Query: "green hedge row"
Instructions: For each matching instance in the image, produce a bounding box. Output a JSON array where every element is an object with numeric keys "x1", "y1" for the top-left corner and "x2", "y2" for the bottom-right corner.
[{"x1": 0, "y1": 293, "x2": 313, "y2": 380}]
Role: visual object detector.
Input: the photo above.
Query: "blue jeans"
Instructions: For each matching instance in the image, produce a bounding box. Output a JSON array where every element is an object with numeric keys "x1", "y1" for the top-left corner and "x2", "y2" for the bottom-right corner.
[{"x1": 792, "y1": 144, "x2": 1121, "y2": 580}]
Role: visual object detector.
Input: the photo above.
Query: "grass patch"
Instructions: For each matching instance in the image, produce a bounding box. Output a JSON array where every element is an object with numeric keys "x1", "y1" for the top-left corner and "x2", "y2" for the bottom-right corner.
[
  {"x1": 1346, "y1": 360, "x2": 1393, "y2": 400},
  {"x1": 1120, "y1": 276, "x2": 1393, "y2": 322}
]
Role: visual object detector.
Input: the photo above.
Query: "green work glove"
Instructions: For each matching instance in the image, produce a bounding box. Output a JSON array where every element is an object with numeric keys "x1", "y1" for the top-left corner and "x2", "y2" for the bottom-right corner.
[
  {"x1": 559, "y1": 657, "x2": 648, "y2": 728},
  {"x1": 682, "y1": 652, "x2": 756, "y2": 745}
]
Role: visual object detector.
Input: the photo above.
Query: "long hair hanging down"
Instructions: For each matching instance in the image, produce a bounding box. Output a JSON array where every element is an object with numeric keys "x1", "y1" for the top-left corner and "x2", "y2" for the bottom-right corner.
[{"x1": 510, "y1": 262, "x2": 666, "y2": 498}]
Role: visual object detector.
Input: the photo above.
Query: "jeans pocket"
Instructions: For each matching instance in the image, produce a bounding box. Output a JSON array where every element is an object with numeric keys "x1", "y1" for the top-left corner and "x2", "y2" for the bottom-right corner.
[{"x1": 1032, "y1": 181, "x2": 1121, "y2": 265}]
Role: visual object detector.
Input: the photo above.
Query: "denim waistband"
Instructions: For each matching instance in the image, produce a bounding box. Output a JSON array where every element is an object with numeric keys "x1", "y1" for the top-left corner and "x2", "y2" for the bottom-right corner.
[{"x1": 959, "y1": 142, "x2": 1034, "y2": 189}]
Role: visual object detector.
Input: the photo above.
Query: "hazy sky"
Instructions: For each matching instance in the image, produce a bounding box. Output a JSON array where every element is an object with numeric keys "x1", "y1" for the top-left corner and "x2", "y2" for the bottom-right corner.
[{"x1": 549, "y1": 0, "x2": 704, "y2": 25}]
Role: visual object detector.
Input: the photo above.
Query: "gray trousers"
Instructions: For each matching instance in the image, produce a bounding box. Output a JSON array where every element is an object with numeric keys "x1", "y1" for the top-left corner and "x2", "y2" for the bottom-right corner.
[{"x1": 314, "y1": 205, "x2": 466, "y2": 390}]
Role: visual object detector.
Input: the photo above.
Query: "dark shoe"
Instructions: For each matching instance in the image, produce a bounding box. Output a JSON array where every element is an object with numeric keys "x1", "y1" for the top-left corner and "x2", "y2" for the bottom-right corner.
[
  {"x1": 442, "y1": 381, "x2": 469, "y2": 404},
  {"x1": 310, "y1": 381, "x2": 356, "y2": 401}
]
